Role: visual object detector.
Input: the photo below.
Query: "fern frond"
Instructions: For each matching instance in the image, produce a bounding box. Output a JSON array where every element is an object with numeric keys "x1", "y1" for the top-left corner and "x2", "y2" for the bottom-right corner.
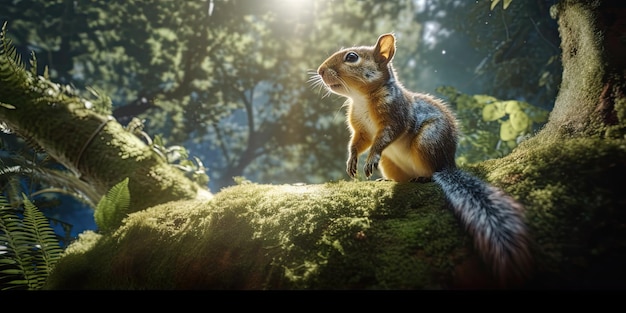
[
  {"x1": 94, "y1": 177, "x2": 131, "y2": 233},
  {"x1": 0, "y1": 154, "x2": 100, "y2": 208},
  {"x1": 0, "y1": 22, "x2": 47, "y2": 152},
  {"x1": 0, "y1": 194, "x2": 63, "y2": 290},
  {"x1": 0, "y1": 195, "x2": 34, "y2": 290},
  {"x1": 0, "y1": 22, "x2": 29, "y2": 95},
  {"x1": 21, "y1": 196, "x2": 63, "y2": 288}
]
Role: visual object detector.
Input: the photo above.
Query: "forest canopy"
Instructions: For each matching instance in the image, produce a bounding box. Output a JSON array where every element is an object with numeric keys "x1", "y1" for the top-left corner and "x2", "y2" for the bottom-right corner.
[{"x1": 0, "y1": 0, "x2": 560, "y2": 193}]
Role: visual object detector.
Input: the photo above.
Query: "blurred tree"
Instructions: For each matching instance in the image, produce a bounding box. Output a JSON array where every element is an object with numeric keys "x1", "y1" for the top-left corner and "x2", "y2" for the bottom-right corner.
[
  {"x1": 411, "y1": 0, "x2": 561, "y2": 111},
  {"x1": 0, "y1": 0, "x2": 563, "y2": 193},
  {"x1": 399, "y1": 0, "x2": 560, "y2": 165},
  {"x1": 1, "y1": 0, "x2": 427, "y2": 191}
]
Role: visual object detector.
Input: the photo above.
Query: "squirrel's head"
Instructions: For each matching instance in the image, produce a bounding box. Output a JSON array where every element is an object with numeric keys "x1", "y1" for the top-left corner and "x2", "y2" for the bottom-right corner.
[{"x1": 315, "y1": 33, "x2": 396, "y2": 98}]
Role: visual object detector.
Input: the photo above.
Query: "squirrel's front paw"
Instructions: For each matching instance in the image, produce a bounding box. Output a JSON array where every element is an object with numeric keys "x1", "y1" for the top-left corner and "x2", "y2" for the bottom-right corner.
[
  {"x1": 364, "y1": 155, "x2": 380, "y2": 178},
  {"x1": 346, "y1": 156, "x2": 358, "y2": 178}
]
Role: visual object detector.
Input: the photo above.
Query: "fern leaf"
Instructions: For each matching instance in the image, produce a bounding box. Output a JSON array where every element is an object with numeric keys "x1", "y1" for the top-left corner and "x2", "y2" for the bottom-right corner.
[
  {"x1": 94, "y1": 177, "x2": 131, "y2": 233},
  {"x1": 1, "y1": 268, "x2": 24, "y2": 275},
  {"x1": 0, "y1": 152, "x2": 101, "y2": 207},
  {"x1": 0, "y1": 22, "x2": 29, "y2": 94},
  {"x1": 0, "y1": 22, "x2": 47, "y2": 152},
  {"x1": 0, "y1": 195, "x2": 63, "y2": 290},
  {"x1": 22, "y1": 196, "x2": 63, "y2": 277},
  {"x1": 0, "y1": 195, "x2": 32, "y2": 290}
]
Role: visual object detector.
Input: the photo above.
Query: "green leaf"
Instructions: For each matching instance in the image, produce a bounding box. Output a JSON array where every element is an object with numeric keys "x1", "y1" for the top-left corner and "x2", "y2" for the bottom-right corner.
[
  {"x1": 473, "y1": 94, "x2": 498, "y2": 104},
  {"x1": 0, "y1": 268, "x2": 24, "y2": 275},
  {"x1": 0, "y1": 259, "x2": 17, "y2": 265},
  {"x1": 94, "y1": 177, "x2": 131, "y2": 233},
  {"x1": 482, "y1": 103, "x2": 506, "y2": 121},
  {"x1": 503, "y1": 100, "x2": 520, "y2": 114},
  {"x1": 499, "y1": 120, "x2": 518, "y2": 141},
  {"x1": 510, "y1": 109, "x2": 530, "y2": 132}
]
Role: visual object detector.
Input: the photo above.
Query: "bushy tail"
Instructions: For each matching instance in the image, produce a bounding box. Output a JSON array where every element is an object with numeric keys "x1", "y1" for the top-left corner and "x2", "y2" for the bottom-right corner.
[{"x1": 432, "y1": 167, "x2": 532, "y2": 287}]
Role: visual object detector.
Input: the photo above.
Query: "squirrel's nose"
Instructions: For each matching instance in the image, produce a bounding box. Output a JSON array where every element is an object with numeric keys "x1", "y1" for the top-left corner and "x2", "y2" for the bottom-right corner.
[{"x1": 318, "y1": 67, "x2": 325, "y2": 77}]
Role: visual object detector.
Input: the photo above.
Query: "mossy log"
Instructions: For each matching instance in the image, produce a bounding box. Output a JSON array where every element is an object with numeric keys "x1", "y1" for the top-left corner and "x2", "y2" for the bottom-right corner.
[
  {"x1": 0, "y1": 23, "x2": 212, "y2": 213},
  {"x1": 42, "y1": 136, "x2": 626, "y2": 289}
]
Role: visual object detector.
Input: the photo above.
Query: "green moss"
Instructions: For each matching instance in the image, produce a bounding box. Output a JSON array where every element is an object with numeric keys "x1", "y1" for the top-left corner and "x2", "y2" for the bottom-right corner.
[
  {"x1": 484, "y1": 134, "x2": 626, "y2": 287},
  {"x1": 45, "y1": 130, "x2": 626, "y2": 289},
  {"x1": 605, "y1": 96, "x2": 626, "y2": 139},
  {"x1": 547, "y1": 1, "x2": 606, "y2": 137},
  {"x1": 46, "y1": 180, "x2": 474, "y2": 289}
]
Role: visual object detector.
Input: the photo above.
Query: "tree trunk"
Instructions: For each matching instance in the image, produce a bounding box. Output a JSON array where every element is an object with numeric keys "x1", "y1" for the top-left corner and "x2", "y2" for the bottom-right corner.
[
  {"x1": 0, "y1": 25, "x2": 212, "y2": 213},
  {"x1": 3, "y1": 0, "x2": 626, "y2": 289},
  {"x1": 543, "y1": 0, "x2": 626, "y2": 138}
]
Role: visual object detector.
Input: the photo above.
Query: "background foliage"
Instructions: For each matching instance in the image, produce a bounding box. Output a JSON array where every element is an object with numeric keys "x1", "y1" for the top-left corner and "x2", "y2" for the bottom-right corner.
[{"x1": 0, "y1": 0, "x2": 560, "y2": 242}]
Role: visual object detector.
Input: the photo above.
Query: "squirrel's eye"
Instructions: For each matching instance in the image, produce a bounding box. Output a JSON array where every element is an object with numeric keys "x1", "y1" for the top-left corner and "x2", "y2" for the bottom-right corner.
[{"x1": 344, "y1": 52, "x2": 359, "y2": 63}]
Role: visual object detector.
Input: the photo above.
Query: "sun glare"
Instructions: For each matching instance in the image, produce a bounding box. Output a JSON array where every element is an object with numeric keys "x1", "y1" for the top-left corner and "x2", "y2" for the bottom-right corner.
[{"x1": 275, "y1": 0, "x2": 310, "y2": 15}]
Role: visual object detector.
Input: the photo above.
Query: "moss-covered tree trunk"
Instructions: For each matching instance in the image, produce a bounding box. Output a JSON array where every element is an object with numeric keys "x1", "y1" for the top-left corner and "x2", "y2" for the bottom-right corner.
[
  {"x1": 1, "y1": 0, "x2": 626, "y2": 289},
  {"x1": 485, "y1": 0, "x2": 626, "y2": 288},
  {"x1": 0, "y1": 24, "x2": 212, "y2": 213},
  {"x1": 542, "y1": 0, "x2": 626, "y2": 138}
]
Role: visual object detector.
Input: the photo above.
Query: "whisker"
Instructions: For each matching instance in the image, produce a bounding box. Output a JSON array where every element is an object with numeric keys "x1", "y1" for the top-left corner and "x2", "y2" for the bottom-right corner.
[
  {"x1": 306, "y1": 69, "x2": 319, "y2": 75},
  {"x1": 336, "y1": 76, "x2": 350, "y2": 94},
  {"x1": 307, "y1": 75, "x2": 322, "y2": 86},
  {"x1": 307, "y1": 71, "x2": 330, "y2": 96},
  {"x1": 306, "y1": 70, "x2": 321, "y2": 84}
]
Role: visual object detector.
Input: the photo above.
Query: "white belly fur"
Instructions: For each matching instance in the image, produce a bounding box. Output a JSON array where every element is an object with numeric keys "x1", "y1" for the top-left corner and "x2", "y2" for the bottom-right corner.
[
  {"x1": 349, "y1": 94, "x2": 377, "y2": 136},
  {"x1": 381, "y1": 134, "x2": 431, "y2": 178}
]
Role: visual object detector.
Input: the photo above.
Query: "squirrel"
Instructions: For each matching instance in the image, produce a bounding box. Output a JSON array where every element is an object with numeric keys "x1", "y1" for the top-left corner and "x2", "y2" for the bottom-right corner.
[{"x1": 314, "y1": 33, "x2": 532, "y2": 287}]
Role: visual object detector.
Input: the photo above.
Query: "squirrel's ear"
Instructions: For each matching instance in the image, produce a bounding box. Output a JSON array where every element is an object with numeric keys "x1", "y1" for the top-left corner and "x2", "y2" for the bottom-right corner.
[{"x1": 374, "y1": 33, "x2": 396, "y2": 64}]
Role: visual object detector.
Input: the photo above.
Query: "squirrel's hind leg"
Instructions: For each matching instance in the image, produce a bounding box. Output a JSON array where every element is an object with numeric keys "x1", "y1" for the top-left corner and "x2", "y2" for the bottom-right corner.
[{"x1": 379, "y1": 155, "x2": 413, "y2": 182}]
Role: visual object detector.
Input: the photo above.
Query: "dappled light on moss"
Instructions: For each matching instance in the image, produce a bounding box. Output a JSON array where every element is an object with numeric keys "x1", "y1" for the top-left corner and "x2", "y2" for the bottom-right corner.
[
  {"x1": 480, "y1": 133, "x2": 626, "y2": 286},
  {"x1": 43, "y1": 128, "x2": 626, "y2": 288},
  {"x1": 46, "y1": 180, "x2": 481, "y2": 289}
]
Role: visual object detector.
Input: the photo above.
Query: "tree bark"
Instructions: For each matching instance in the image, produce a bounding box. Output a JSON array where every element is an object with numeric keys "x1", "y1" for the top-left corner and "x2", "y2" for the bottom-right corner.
[{"x1": 543, "y1": 0, "x2": 626, "y2": 137}]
